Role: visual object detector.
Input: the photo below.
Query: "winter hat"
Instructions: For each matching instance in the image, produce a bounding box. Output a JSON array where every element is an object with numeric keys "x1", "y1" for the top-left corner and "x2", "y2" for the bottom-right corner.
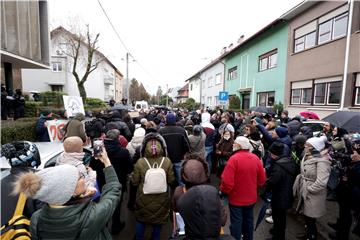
[
  {"x1": 275, "y1": 127, "x2": 288, "y2": 138},
  {"x1": 293, "y1": 134, "x2": 307, "y2": 145},
  {"x1": 140, "y1": 118, "x2": 148, "y2": 125},
  {"x1": 134, "y1": 127, "x2": 146, "y2": 137},
  {"x1": 306, "y1": 136, "x2": 327, "y2": 152},
  {"x1": 166, "y1": 113, "x2": 177, "y2": 125},
  {"x1": 193, "y1": 125, "x2": 203, "y2": 136},
  {"x1": 282, "y1": 110, "x2": 289, "y2": 116},
  {"x1": 181, "y1": 159, "x2": 209, "y2": 186},
  {"x1": 14, "y1": 165, "x2": 79, "y2": 205},
  {"x1": 234, "y1": 136, "x2": 251, "y2": 150},
  {"x1": 269, "y1": 142, "x2": 285, "y2": 157}
]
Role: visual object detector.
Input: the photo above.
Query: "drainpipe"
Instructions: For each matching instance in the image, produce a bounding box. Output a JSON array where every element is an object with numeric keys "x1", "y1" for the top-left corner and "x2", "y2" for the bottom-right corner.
[{"x1": 339, "y1": 0, "x2": 354, "y2": 110}]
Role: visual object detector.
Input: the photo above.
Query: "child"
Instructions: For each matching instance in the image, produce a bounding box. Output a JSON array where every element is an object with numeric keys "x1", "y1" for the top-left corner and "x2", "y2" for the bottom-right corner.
[{"x1": 56, "y1": 136, "x2": 97, "y2": 197}]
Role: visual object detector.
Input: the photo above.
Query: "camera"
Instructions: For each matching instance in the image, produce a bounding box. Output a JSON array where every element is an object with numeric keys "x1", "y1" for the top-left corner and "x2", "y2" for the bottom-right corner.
[{"x1": 93, "y1": 139, "x2": 104, "y2": 157}]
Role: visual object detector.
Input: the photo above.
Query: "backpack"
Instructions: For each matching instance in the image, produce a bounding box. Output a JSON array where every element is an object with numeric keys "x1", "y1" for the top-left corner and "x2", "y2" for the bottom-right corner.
[
  {"x1": 143, "y1": 157, "x2": 167, "y2": 194},
  {"x1": 250, "y1": 140, "x2": 263, "y2": 159},
  {"x1": 0, "y1": 193, "x2": 31, "y2": 240}
]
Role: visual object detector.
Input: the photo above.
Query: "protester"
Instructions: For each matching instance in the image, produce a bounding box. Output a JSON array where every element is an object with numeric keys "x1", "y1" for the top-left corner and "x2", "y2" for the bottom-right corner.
[
  {"x1": 280, "y1": 110, "x2": 290, "y2": 124},
  {"x1": 56, "y1": 136, "x2": 97, "y2": 196},
  {"x1": 220, "y1": 136, "x2": 266, "y2": 240},
  {"x1": 1, "y1": 141, "x2": 43, "y2": 226},
  {"x1": 64, "y1": 112, "x2": 87, "y2": 143},
  {"x1": 131, "y1": 133, "x2": 175, "y2": 240},
  {"x1": 293, "y1": 136, "x2": 330, "y2": 240},
  {"x1": 287, "y1": 115, "x2": 302, "y2": 138},
  {"x1": 14, "y1": 148, "x2": 121, "y2": 239},
  {"x1": 102, "y1": 122, "x2": 128, "y2": 148},
  {"x1": 187, "y1": 125, "x2": 206, "y2": 160},
  {"x1": 1, "y1": 84, "x2": 8, "y2": 120},
  {"x1": 104, "y1": 129, "x2": 132, "y2": 234},
  {"x1": 173, "y1": 158, "x2": 227, "y2": 239},
  {"x1": 215, "y1": 130, "x2": 234, "y2": 177},
  {"x1": 291, "y1": 134, "x2": 307, "y2": 175},
  {"x1": 106, "y1": 111, "x2": 132, "y2": 141},
  {"x1": 201, "y1": 111, "x2": 217, "y2": 172},
  {"x1": 265, "y1": 142, "x2": 296, "y2": 240},
  {"x1": 320, "y1": 121, "x2": 334, "y2": 141},
  {"x1": 35, "y1": 110, "x2": 53, "y2": 142},
  {"x1": 159, "y1": 112, "x2": 190, "y2": 186}
]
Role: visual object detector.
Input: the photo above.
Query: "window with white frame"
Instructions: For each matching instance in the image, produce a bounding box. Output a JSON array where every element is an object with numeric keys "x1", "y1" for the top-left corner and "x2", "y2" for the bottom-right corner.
[
  {"x1": 190, "y1": 84, "x2": 193, "y2": 91},
  {"x1": 202, "y1": 79, "x2": 205, "y2": 89},
  {"x1": 259, "y1": 49, "x2": 277, "y2": 71},
  {"x1": 215, "y1": 73, "x2": 222, "y2": 85},
  {"x1": 313, "y1": 76, "x2": 342, "y2": 105},
  {"x1": 208, "y1": 77, "x2": 214, "y2": 88},
  {"x1": 293, "y1": 5, "x2": 348, "y2": 53},
  {"x1": 52, "y1": 62, "x2": 62, "y2": 72},
  {"x1": 291, "y1": 80, "x2": 313, "y2": 105},
  {"x1": 215, "y1": 96, "x2": 219, "y2": 106},
  {"x1": 257, "y1": 91, "x2": 275, "y2": 107},
  {"x1": 207, "y1": 97, "x2": 212, "y2": 106},
  {"x1": 228, "y1": 67, "x2": 237, "y2": 80},
  {"x1": 355, "y1": 73, "x2": 360, "y2": 105}
]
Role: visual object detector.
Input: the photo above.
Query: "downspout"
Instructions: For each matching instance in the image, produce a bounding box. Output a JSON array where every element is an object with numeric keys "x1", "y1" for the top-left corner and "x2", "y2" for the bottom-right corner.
[{"x1": 339, "y1": 0, "x2": 354, "y2": 110}]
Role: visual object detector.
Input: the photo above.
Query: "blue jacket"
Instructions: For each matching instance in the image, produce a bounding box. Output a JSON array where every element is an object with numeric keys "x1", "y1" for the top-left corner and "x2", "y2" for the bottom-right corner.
[{"x1": 36, "y1": 117, "x2": 50, "y2": 142}]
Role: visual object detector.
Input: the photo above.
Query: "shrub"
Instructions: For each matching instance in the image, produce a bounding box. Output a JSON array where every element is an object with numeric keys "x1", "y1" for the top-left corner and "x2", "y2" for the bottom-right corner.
[
  {"x1": 1, "y1": 118, "x2": 38, "y2": 144},
  {"x1": 25, "y1": 101, "x2": 42, "y2": 117},
  {"x1": 273, "y1": 102, "x2": 284, "y2": 116},
  {"x1": 41, "y1": 91, "x2": 66, "y2": 108},
  {"x1": 229, "y1": 95, "x2": 241, "y2": 109},
  {"x1": 85, "y1": 98, "x2": 106, "y2": 108}
]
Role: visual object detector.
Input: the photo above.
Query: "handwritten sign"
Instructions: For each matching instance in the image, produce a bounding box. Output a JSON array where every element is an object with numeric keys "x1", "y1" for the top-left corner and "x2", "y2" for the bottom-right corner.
[
  {"x1": 46, "y1": 120, "x2": 68, "y2": 142},
  {"x1": 63, "y1": 96, "x2": 85, "y2": 117}
]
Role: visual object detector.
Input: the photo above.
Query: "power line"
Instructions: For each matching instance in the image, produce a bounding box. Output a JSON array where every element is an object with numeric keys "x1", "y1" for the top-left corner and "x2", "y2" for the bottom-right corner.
[{"x1": 97, "y1": 0, "x2": 157, "y2": 86}]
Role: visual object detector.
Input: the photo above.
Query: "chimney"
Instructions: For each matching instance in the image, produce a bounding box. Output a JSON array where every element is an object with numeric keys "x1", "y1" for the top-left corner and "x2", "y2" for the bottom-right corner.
[
  {"x1": 228, "y1": 43, "x2": 234, "y2": 50},
  {"x1": 237, "y1": 35, "x2": 245, "y2": 44},
  {"x1": 220, "y1": 46, "x2": 227, "y2": 55}
]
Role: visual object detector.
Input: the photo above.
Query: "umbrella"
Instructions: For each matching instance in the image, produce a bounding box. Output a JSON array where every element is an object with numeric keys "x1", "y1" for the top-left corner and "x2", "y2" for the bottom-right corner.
[
  {"x1": 255, "y1": 198, "x2": 270, "y2": 231},
  {"x1": 249, "y1": 106, "x2": 275, "y2": 115},
  {"x1": 111, "y1": 104, "x2": 132, "y2": 111},
  {"x1": 300, "y1": 111, "x2": 320, "y2": 120},
  {"x1": 323, "y1": 111, "x2": 360, "y2": 133}
]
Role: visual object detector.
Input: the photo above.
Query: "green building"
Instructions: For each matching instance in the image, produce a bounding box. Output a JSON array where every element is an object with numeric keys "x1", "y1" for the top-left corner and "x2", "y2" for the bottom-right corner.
[{"x1": 224, "y1": 20, "x2": 288, "y2": 110}]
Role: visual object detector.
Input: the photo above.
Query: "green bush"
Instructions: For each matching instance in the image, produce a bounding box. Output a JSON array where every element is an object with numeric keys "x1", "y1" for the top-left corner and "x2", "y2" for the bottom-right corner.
[
  {"x1": 25, "y1": 101, "x2": 42, "y2": 117},
  {"x1": 273, "y1": 102, "x2": 284, "y2": 116},
  {"x1": 41, "y1": 91, "x2": 66, "y2": 107},
  {"x1": 229, "y1": 95, "x2": 241, "y2": 109},
  {"x1": 85, "y1": 98, "x2": 106, "y2": 108},
  {"x1": 1, "y1": 118, "x2": 38, "y2": 144}
]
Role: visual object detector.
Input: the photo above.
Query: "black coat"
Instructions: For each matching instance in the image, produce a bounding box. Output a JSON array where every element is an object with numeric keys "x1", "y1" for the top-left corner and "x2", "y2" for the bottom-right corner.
[
  {"x1": 177, "y1": 185, "x2": 223, "y2": 240},
  {"x1": 158, "y1": 125, "x2": 190, "y2": 163},
  {"x1": 91, "y1": 139, "x2": 132, "y2": 191},
  {"x1": 36, "y1": 117, "x2": 51, "y2": 142},
  {"x1": 265, "y1": 156, "x2": 296, "y2": 210}
]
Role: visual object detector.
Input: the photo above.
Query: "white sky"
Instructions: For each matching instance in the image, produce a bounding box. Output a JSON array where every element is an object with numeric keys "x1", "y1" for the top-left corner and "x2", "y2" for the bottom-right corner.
[{"x1": 49, "y1": 0, "x2": 303, "y2": 95}]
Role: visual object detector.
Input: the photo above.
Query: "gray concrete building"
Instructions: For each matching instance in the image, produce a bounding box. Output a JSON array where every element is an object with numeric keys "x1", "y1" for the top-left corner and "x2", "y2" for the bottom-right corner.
[
  {"x1": 283, "y1": 1, "x2": 360, "y2": 118},
  {"x1": 1, "y1": 0, "x2": 50, "y2": 93}
]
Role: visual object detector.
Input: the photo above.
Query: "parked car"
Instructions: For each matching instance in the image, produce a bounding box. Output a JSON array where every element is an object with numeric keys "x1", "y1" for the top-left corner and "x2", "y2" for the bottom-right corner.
[{"x1": 302, "y1": 120, "x2": 326, "y2": 136}]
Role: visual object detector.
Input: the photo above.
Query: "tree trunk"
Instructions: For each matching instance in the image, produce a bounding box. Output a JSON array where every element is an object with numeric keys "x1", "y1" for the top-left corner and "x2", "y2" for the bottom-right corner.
[{"x1": 78, "y1": 83, "x2": 87, "y2": 103}]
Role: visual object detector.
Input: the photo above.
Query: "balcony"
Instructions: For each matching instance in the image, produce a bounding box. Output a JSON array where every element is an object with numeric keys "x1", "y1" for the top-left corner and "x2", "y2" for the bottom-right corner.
[{"x1": 104, "y1": 77, "x2": 114, "y2": 85}]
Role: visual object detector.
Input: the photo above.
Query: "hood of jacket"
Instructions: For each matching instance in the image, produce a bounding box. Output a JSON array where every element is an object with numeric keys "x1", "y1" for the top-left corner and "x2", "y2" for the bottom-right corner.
[
  {"x1": 103, "y1": 138, "x2": 121, "y2": 153},
  {"x1": 140, "y1": 132, "x2": 168, "y2": 158},
  {"x1": 300, "y1": 126, "x2": 313, "y2": 139},
  {"x1": 130, "y1": 135, "x2": 145, "y2": 149}
]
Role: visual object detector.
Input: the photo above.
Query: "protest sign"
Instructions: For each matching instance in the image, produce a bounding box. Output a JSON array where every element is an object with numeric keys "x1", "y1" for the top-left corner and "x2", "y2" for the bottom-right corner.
[{"x1": 63, "y1": 96, "x2": 85, "y2": 117}]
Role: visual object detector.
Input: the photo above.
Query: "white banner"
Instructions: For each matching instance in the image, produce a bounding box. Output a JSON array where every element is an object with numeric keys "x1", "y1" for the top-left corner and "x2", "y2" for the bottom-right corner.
[
  {"x1": 46, "y1": 120, "x2": 68, "y2": 142},
  {"x1": 63, "y1": 96, "x2": 85, "y2": 117}
]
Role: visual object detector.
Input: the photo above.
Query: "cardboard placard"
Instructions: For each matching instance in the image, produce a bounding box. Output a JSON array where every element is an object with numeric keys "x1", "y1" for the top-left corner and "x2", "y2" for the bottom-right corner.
[
  {"x1": 63, "y1": 96, "x2": 85, "y2": 117},
  {"x1": 46, "y1": 120, "x2": 68, "y2": 142}
]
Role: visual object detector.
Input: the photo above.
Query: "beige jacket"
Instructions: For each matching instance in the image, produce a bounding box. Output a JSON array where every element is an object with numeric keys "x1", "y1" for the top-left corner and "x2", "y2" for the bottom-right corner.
[{"x1": 293, "y1": 153, "x2": 331, "y2": 218}]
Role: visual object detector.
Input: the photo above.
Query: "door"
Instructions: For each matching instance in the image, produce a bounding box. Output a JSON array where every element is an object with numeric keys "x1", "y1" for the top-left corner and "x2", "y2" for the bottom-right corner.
[{"x1": 242, "y1": 93, "x2": 250, "y2": 110}]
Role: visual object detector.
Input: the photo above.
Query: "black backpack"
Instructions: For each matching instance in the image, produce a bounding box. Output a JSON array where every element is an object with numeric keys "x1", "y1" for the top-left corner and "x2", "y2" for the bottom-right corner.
[{"x1": 250, "y1": 141, "x2": 262, "y2": 159}]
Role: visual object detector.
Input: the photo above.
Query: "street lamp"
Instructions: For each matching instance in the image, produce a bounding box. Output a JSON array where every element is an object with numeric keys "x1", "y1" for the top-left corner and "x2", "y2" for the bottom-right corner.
[{"x1": 121, "y1": 53, "x2": 135, "y2": 103}]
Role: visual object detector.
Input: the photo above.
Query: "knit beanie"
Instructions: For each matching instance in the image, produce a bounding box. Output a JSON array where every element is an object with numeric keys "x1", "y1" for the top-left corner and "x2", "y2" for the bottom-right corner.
[
  {"x1": 275, "y1": 127, "x2": 288, "y2": 138},
  {"x1": 166, "y1": 113, "x2": 177, "y2": 125},
  {"x1": 234, "y1": 136, "x2": 252, "y2": 150},
  {"x1": 134, "y1": 127, "x2": 146, "y2": 137},
  {"x1": 14, "y1": 165, "x2": 79, "y2": 205},
  {"x1": 306, "y1": 136, "x2": 327, "y2": 152},
  {"x1": 269, "y1": 142, "x2": 285, "y2": 157}
]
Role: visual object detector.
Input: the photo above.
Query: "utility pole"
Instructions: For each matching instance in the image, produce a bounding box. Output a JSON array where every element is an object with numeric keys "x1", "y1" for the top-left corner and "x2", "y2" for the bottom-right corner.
[
  {"x1": 166, "y1": 84, "x2": 169, "y2": 107},
  {"x1": 126, "y1": 52, "x2": 129, "y2": 103}
]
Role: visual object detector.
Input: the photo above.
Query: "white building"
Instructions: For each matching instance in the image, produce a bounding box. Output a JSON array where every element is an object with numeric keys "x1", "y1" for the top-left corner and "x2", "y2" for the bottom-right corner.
[
  {"x1": 186, "y1": 57, "x2": 225, "y2": 109},
  {"x1": 22, "y1": 26, "x2": 123, "y2": 101}
]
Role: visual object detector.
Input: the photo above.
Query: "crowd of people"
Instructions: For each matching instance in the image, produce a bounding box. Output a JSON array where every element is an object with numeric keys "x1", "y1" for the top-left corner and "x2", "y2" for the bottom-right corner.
[
  {"x1": 1, "y1": 85, "x2": 26, "y2": 120},
  {"x1": 1, "y1": 106, "x2": 360, "y2": 240}
]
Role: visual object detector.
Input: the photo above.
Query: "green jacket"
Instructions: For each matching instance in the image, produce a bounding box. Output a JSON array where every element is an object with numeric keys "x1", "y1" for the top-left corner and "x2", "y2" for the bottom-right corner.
[
  {"x1": 132, "y1": 156, "x2": 175, "y2": 224},
  {"x1": 30, "y1": 166, "x2": 121, "y2": 240}
]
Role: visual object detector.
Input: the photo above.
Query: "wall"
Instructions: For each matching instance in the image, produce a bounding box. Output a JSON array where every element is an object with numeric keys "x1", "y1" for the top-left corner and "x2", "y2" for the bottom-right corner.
[
  {"x1": 188, "y1": 78, "x2": 200, "y2": 102},
  {"x1": 200, "y1": 62, "x2": 225, "y2": 108}
]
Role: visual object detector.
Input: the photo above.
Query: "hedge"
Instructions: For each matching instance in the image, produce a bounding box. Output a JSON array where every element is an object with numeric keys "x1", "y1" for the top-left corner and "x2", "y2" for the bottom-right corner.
[
  {"x1": 1, "y1": 118, "x2": 38, "y2": 144},
  {"x1": 85, "y1": 98, "x2": 106, "y2": 108}
]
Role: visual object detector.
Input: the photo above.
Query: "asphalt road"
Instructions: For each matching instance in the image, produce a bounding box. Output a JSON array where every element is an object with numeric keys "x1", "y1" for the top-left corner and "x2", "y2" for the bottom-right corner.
[{"x1": 112, "y1": 175, "x2": 327, "y2": 240}]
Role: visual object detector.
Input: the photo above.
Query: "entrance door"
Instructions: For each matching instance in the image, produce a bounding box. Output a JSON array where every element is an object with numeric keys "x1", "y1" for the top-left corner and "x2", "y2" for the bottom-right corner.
[{"x1": 242, "y1": 93, "x2": 250, "y2": 110}]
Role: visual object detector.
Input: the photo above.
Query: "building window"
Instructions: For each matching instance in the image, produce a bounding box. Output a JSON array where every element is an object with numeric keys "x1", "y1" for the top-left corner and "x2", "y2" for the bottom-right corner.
[
  {"x1": 291, "y1": 89, "x2": 301, "y2": 104},
  {"x1": 355, "y1": 87, "x2": 360, "y2": 105},
  {"x1": 228, "y1": 67, "x2": 237, "y2": 80},
  {"x1": 208, "y1": 77, "x2": 214, "y2": 88},
  {"x1": 215, "y1": 73, "x2": 222, "y2": 85},
  {"x1": 327, "y1": 81, "x2": 342, "y2": 104},
  {"x1": 302, "y1": 88, "x2": 312, "y2": 104},
  {"x1": 318, "y1": 20, "x2": 333, "y2": 44},
  {"x1": 318, "y1": 11, "x2": 348, "y2": 44},
  {"x1": 50, "y1": 85, "x2": 63, "y2": 92},
  {"x1": 215, "y1": 96, "x2": 219, "y2": 106},
  {"x1": 207, "y1": 97, "x2": 212, "y2": 106},
  {"x1": 333, "y1": 13, "x2": 348, "y2": 39},
  {"x1": 257, "y1": 91, "x2": 275, "y2": 107},
  {"x1": 258, "y1": 49, "x2": 277, "y2": 71},
  {"x1": 313, "y1": 80, "x2": 342, "y2": 105},
  {"x1": 52, "y1": 62, "x2": 62, "y2": 72},
  {"x1": 314, "y1": 83, "x2": 326, "y2": 105},
  {"x1": 202, "y1": 79, "x2": 205, "y2": 89},
  {"x1": 190, "y1": 84, "x2": 193, "y2": 91}
]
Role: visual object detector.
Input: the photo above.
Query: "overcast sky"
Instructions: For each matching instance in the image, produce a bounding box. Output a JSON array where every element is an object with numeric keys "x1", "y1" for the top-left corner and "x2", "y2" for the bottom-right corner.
[{"x1": 49, "y1": 0, "x2": 303, "y2": 95}]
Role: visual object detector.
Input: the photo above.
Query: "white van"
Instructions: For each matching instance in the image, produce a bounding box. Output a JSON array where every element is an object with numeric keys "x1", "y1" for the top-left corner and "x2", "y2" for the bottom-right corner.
[{"x1": 135, "y1": 101, "x2": 149, "y2": 111}]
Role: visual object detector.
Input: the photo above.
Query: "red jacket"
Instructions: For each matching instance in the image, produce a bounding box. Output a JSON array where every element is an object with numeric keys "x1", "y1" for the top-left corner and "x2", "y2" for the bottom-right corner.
[{"x1": 220, "y1": 150, "x2": 266, "y2": 206}]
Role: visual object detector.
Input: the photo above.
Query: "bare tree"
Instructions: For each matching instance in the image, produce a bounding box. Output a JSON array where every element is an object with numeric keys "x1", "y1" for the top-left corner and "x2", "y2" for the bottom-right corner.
[{"x1": 60, "y1": 24, "x2": 103, "y2": 102}]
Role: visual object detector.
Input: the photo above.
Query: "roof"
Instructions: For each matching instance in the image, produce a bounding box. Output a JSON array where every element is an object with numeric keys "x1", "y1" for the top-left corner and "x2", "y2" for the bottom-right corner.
[
  {"x1": 178, "y1": 83, "x2": 189, "y2": 91},
  {"x1": 185, "y1": 1, "x2": 319, "y2": 81},
  {"x1": 51, "y1": 26, "x2": 123, "y2": 77}
]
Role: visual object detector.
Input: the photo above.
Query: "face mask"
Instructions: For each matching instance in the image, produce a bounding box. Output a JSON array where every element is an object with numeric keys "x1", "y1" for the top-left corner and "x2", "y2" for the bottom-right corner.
[{"x1": 224, "y1": 135, "x2": 230, "y2": 140}]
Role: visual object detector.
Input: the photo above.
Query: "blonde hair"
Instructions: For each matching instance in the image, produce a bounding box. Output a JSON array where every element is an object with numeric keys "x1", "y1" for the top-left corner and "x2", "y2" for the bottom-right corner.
[{"x1": 63, "y1": 136, "x2": 83, "y2": 153}]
